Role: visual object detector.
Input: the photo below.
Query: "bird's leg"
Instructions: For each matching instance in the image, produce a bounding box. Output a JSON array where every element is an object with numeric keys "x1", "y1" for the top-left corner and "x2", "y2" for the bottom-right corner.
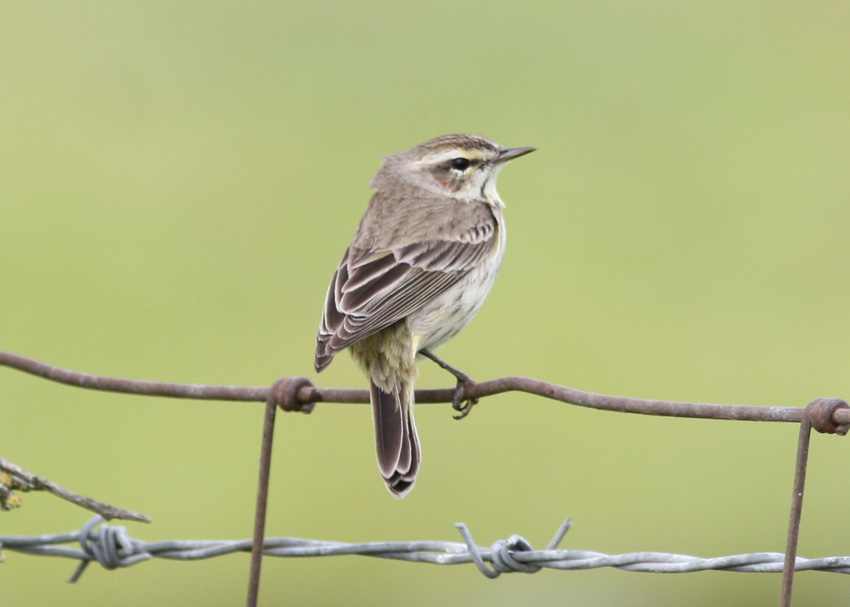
[{"x1": 419, "y1": 349, "x2": 478, "y2": 419}]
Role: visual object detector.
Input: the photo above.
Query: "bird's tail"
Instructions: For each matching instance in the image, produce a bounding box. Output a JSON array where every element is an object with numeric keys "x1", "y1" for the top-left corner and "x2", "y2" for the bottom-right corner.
[{"x1": 371, "y1": 380, "x2": 420, "y2": 498}]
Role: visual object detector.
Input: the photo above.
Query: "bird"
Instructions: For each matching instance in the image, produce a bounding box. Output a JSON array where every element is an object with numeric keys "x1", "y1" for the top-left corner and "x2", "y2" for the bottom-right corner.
[{"x1": 315, "y1": 134, "x2": 534, "y2": 497}]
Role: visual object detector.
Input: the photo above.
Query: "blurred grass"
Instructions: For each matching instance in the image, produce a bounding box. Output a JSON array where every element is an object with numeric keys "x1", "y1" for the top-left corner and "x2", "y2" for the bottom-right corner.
[{"x1": 2, "y1": 2, "x2": 850, "y2": 606}]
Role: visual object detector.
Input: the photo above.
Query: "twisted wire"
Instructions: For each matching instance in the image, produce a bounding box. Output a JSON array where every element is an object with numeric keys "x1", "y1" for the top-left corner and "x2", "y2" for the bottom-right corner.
[{"x1": 2, "y1": 516, "x2": 850, "y2": 582}]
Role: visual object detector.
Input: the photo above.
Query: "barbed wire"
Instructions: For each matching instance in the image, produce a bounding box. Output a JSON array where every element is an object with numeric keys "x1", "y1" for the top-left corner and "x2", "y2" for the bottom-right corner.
[
  {"x1": 3, "y1": 350, "x2": 849, "y2": 607},
  {"x1": 3, "y1": 515, "x2": 850, "y2": 583}
]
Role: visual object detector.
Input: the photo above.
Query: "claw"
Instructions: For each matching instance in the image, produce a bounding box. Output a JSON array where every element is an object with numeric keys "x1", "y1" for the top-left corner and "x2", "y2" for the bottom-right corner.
[{"x1": 452, "y1": 380, "x2": 478, "y2": 420}]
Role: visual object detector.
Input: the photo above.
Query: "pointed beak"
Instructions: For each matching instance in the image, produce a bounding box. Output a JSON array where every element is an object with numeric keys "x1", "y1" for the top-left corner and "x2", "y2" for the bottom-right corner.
[{"x1": 496, "y1": 146, "x2": 536, "y2": 163}]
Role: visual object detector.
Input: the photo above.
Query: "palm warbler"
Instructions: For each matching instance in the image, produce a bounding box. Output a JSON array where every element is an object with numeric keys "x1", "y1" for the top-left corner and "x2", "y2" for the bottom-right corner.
[{"x1": 315, "y1": 134, "x2": 534, "y2": 497}]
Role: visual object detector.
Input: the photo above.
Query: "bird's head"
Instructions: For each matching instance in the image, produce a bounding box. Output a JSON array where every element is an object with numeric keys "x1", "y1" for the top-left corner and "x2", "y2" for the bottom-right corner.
[{"x1": 371, "y1": 134, "x2": 535, "y2": 206}]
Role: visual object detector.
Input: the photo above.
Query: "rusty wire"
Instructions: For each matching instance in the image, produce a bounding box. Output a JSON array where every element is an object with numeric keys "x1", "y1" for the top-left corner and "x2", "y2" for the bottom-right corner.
[{"x1": 2, "y1": 350, "x2": 848, "y2": 425}]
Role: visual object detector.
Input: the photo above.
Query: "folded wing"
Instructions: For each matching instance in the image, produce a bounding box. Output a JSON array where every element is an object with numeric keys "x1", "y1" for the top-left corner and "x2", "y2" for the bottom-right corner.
[{"x1": 315, "y1": 196, "x2": 497, "y2": 371}]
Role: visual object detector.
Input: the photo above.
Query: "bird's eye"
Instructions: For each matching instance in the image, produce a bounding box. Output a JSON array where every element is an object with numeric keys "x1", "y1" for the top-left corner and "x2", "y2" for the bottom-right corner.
[{"x1": 450, "y1": 157, "x2": 471, "y2": 171}]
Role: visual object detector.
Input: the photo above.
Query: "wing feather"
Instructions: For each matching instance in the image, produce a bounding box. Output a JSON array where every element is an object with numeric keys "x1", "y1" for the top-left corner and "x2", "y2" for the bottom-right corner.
[{"x1": 315, "y1": 194, "x2": 498, "y2": 372}]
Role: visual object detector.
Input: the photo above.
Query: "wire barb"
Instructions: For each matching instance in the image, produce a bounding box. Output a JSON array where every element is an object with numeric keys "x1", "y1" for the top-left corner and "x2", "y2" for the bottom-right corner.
[
  {"x1": 454, "y1": 517, "x2": 572, "y2": 578},
  {"x1": 67, "y1": 516, "x2": 153, "y2": 582}
]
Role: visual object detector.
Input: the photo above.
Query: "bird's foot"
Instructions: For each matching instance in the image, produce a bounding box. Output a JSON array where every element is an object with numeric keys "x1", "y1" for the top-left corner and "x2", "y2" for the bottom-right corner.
[{"x1": 419, "y1": 349, "x2": 479, "y2": 420}]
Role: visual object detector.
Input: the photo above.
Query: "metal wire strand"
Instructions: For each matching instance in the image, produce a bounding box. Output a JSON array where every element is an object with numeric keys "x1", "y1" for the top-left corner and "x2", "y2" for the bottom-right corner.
[
  {"x1": 4, "y1": 350, "x2": 850, "y2": 428},
  {"x1": 3, "y1": 516, "x2": 850, "y2": 582}
]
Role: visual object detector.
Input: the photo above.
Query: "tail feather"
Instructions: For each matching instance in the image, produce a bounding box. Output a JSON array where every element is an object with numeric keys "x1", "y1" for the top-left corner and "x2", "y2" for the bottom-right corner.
[{"x1": 371, "y1": 381, "x2": 420, "y2": 498}]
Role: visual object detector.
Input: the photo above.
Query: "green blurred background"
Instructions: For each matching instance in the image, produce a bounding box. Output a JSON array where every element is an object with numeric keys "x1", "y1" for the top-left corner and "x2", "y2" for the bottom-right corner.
[{"x1": 3, "y1": 2, "x2": 849, "y2": 605}]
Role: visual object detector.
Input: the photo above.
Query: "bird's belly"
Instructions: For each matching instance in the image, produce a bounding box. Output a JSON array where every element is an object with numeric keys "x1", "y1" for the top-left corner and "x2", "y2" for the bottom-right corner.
[{"x1": 408, "y1": 256, "x2": 502, "y2": 352}]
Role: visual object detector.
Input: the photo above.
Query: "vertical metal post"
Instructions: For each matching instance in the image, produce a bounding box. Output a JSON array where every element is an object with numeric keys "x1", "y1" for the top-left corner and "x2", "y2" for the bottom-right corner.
[
  {"x1": 779, "y1": 414, "x2": 812, "y2": 607},
  {"x1": 247, "y1": 398, "x2": 278, "y2": 607}
]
